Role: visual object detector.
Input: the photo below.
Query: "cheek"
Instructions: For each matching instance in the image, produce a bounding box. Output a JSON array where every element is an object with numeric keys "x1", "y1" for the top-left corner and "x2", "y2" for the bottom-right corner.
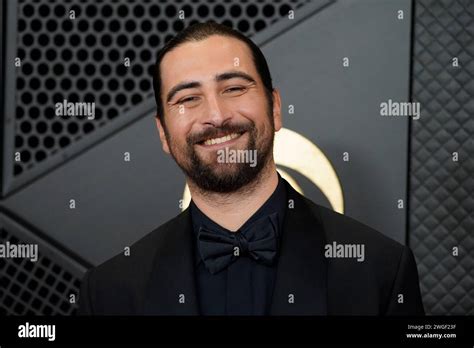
[
  {"x1": 167, "y1": 107, "x2": 204, "y2": 135},
  {"x1": 228, "y1": 93, "x2": 269, "y2": 121},
  {"x1": 164, "y1": 119, "x2": 192, "y2": 148}
]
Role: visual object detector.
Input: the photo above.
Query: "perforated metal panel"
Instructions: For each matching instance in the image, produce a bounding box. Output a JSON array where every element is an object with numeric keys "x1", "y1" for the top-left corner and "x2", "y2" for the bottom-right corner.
[
  {"x1": 409, "y1": 0, "x2": 474, "y2": 315},
  {"x1": 0, "y1": 212, "x2": 85, "y2": 315}
]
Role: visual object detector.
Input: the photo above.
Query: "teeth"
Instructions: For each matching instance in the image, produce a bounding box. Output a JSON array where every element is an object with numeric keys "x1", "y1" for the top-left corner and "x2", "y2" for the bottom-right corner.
[{"x1": 203, "y1": 132, "x2": 240, "y2": 146}]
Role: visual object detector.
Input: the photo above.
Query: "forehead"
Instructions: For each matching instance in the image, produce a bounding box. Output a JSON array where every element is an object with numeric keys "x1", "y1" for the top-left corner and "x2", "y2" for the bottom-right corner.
[{"x1": 160, "y1": 35, "x2": 258, "y2": 89}]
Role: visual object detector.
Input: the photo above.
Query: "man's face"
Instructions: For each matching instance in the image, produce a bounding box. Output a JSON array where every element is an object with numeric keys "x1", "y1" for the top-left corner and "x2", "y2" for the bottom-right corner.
[{"x1": 156, "y1": 35, "x2": 281, "y2": 193}]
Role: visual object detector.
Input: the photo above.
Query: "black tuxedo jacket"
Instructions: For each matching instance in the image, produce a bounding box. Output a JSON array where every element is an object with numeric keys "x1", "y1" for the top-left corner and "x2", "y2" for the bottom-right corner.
[{"x1": 78, "y1": 182, "x2": 425, "y2": 315}]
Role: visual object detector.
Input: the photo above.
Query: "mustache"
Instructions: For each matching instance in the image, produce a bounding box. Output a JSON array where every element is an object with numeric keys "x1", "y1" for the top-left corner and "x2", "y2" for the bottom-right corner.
[{"x1": 187, "y1": 122, "x2": 254, "y2": 145}]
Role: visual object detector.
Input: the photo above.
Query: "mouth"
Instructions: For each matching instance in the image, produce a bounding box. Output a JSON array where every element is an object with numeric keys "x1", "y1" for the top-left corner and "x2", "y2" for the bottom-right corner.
[{"x1": 197, "y1": 131, "x2": 246, "y2": 148}]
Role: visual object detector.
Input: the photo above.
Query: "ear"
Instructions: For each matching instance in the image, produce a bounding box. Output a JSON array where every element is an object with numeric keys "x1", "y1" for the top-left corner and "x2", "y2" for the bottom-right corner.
[
  {"x1": 272, "y1": 88, "x2": 282, "y2": 132},
  {"x1": 155, "y1": 115, "x2": 170, "y2": 154}
]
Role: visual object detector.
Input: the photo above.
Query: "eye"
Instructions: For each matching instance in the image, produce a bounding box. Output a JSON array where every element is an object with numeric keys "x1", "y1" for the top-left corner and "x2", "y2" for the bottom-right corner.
[
  {"x1": 224, "y1": 86, "x2": 246, "y2": 93},
  {"x1": 178, "y1": 96, "x2": 199, "y2": 104}
]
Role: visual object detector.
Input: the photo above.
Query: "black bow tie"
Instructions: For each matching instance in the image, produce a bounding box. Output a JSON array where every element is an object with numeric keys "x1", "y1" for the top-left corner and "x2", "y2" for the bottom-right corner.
[{"x1": 197, "y1": 213, "x2": 279, "y2": 275}]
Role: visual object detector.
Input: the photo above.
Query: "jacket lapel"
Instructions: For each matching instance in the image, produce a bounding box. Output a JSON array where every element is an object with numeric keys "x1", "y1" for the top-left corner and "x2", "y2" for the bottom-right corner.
[
  {"x1": 270, "y1": 182, "x2": 328, "y2": 315},
  {"x1": 141, "y1": 209, "x2": 200, "y2": 315}
]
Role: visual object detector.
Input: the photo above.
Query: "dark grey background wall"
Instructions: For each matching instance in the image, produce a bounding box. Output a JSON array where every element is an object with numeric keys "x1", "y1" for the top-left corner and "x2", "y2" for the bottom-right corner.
[
  {"x1": 0, "y1": 0, "x2": 472, "y2": 315},
  {"x1": 409, "y1": 0, "x2": 473, "y2": 315}
]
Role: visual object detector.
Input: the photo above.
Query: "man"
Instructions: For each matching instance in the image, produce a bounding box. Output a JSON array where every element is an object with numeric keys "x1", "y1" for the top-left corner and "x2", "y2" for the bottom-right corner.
[{"x1": 78, "y1": 22, "x2": 425, "y2": 315}]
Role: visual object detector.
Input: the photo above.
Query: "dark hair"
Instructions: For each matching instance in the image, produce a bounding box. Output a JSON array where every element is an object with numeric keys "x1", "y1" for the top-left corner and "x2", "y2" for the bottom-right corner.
[{"x1": 152, "y1": 21, "x2": 274, "y2": 122}]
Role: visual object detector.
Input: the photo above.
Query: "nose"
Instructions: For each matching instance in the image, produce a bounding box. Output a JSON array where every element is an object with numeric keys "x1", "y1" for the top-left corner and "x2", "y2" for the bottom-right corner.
[{"x1": 202, "y1": 93, "x2": 231, "y2": 127}]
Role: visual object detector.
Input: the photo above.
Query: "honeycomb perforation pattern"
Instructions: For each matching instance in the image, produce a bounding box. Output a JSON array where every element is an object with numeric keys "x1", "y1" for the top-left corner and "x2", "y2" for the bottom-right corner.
[
  {"x1": 409, "y1": 0, "x2": 474, "y2": 315},
  {"x1": 13, "y1": 0, "x2": 310, "y2": 176},
  {"x1": 0, "y1": 228, "x2": 81, "y2": 315}
]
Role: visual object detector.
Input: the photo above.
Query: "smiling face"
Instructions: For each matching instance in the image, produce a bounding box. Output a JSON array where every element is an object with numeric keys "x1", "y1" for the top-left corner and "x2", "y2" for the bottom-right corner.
[{"x1": 156, "y1": 35, "x2": 281, "y2": 193}]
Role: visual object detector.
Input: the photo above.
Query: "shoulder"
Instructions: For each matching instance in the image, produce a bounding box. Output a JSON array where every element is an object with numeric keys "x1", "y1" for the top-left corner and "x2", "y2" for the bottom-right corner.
[
  {"x1": 91, "y1": 210, "x2": 189, "y2": 277},
  {"x1": 301, "y1": 195, "x2": 405, "y2": 258},
  {"x1": 78, "y1": 210, "x2": 190, "y2": 314},
  {"x1": 298, "y1": 197, "x2": 418, "y2": 314},
  {"x1": 84, "y1": 210, "x2": 189, "y2": 294}
]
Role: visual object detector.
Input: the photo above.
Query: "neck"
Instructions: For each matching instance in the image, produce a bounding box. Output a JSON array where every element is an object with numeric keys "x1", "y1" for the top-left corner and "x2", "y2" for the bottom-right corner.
[{"x1": 189, "y1": 163, "x2": 279, "y2": 232}]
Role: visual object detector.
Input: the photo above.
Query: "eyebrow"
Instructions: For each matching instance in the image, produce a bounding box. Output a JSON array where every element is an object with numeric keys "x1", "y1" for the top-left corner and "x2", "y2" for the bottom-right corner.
[{"x1": 166, "y1": 70, "x2": 257, "y2": 103}]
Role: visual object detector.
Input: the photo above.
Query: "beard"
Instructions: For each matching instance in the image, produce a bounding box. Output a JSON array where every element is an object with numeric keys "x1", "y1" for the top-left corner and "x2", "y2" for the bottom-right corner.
[{"x1": 166, "y1": 116, "x2": 275, "y2": 194}]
